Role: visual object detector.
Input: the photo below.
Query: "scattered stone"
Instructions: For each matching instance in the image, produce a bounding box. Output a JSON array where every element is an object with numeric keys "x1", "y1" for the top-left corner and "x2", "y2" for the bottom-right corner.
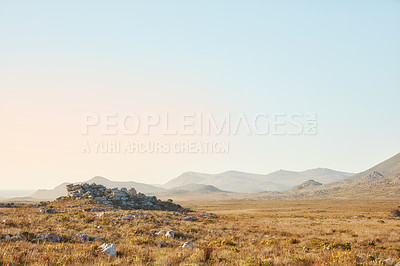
[
  {"x1": 156, "y1": 230, "x2": 174, "y2": 238},
  {"x1": 120, "y1": 214, "x2": 136, "y2": 220},
  {"x1": 353, "y1": 215, "x2": 365, "y2": 219},
  {"x1": 183, "y1": 216, "x2": 198, "y2": 222},
  {"x1": 97, "y1": 212, "x2": 108, "y2": 217},
  {"x1": 75, "y1": 233, "x2": 90, "y2": 242},
  {"x1": 36, "y1": 233, "x2": 63, "y2": 243},
  {"x1": 40, "y1": 208, "x2": 56, "y2": 214},
  {"x1": 100, "y1": 243, "x2": 116, "y2": 256},
  {"x1": 89, "y1": 207, "x2": 106, "y2": 212},
  {"x1": 4, "y1": 235, "x2": 10, "y2": 240},
  {"x1": 181, "y1": 241, "x2": 194, "y2": 248},
  {"x1": 201, "y1": 212, "x2": 217, "y2": 218}
]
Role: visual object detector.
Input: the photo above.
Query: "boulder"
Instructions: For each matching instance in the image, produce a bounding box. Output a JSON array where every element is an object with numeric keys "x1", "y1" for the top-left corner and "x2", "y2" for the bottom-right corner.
[
  {"x1": 40, "y1": 208, "x2": 56, "y2": 214},
  {"x1": 181, "y1": 241, "x2": 194, "y2": 248},
  {"x1": 165, "y1": 230, "x2": 175, "y2": 238},
  {"x1": 100, "y1": 243, "x2": 116, "y2": 256},
  {"x1": 36, "y1": 233, "x2": 63, "y2": 243},
  {"x1": 183, "y1": 216, "x2": 198, "y2": 222},
  {"x1": 156, "y1": 230, "x2": 174, "y2": 238}
]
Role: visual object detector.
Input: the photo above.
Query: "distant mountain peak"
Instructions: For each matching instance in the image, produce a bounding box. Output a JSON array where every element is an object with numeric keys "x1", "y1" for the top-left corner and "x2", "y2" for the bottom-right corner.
[{"x1": 87, "y1": 176, "x2": 110, "y2": 183}]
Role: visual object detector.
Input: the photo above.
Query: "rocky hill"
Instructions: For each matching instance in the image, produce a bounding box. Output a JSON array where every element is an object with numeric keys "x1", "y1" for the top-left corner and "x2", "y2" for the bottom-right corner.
[
  {"x1": 65, "y1": 183, "x2": 182, "y2": 211},
  {"x1": 292, "y1": 180, "x2": 322, "y2": 190},
  {"x1": 30, "y1": 177, "x2": 165, "y2": 200}
]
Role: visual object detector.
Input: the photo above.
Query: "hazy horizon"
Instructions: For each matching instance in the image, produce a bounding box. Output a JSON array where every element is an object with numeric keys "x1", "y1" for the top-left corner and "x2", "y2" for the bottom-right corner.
[{"x1": 1, "y1": 1, "x2": 399, "y2": 190}]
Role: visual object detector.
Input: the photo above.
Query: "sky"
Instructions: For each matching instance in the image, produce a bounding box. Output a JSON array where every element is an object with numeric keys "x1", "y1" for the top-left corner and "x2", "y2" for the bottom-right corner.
[{"x1": 1, "y1": 1, "x2": 400, "y2": 190}]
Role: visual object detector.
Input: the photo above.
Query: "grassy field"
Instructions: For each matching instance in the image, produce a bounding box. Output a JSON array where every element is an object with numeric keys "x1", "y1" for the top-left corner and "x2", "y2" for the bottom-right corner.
[{"x1": 1, "y1": 198, "x2": 400, "y2": 265}]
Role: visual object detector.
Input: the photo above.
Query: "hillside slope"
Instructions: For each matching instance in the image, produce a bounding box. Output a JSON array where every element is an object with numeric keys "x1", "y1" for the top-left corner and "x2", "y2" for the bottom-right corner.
[{"x1": 260, "y1": 153, "x2": 400, "y2": 199}]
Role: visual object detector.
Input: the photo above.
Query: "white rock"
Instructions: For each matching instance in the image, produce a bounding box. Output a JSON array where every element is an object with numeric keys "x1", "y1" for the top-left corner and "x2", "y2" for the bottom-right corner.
[
  {"x1": 156, "y1": 230, "x2": 167, "y2": 236},
  {"x1": 101, "y1": 243, "x2": 116, "y2": 256},
  {"x1": 5, "y1": 235, "x2": 11, "y2": 240},
  {"x1": 165, "y1": 230, "x2": 174, "y2": 238},
  {"x1": 181, "y1": 241, "x2": 194, "y2": 248}
]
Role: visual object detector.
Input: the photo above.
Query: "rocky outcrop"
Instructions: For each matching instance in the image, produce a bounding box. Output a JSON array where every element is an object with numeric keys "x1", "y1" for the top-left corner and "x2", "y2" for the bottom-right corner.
[
  {"x1": 66, "y1": 183, "x2": 183, "y2": 211},
  {"x1": 293, "y1": 180, "x2": 323, "y2": 190}
]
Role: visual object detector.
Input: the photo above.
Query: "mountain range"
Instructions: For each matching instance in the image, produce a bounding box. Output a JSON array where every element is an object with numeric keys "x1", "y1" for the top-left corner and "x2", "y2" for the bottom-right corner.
[
  {"x1": 164, "y1": 168, "x2": 353, "y2": 193},
  {"x1": 261, "y1": 152, "x2": 400, "y2": 199},
  {"x1": 28, "y1": 168, "x2": 352, "y2": 200},
  {"x1": 19, "y1": 152, "x2": 400, "y2": 201}
]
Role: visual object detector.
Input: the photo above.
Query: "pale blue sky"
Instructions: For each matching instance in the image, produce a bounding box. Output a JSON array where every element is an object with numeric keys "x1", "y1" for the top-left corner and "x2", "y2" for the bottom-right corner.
[{"x1": 1, "y1": 1, "x2": 399, "y2": 189}]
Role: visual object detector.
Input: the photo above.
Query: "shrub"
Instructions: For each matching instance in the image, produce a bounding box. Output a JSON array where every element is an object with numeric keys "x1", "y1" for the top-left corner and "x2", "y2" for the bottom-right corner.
[
  {"x1": 231, "y1": 247, "x2": 240, "y2": 252},
  {"x1": 391, "y1": 209, "x2": 400, "y2": 217},
  {"x1": 131, "y1": 236, "x2": 155, "y2": 245},
  {"x1": 208, "y1": 238, "x2": 237, "y2": 247},
  {"x1": 365, "y1": 240, "x2": 375, "y2": 246},
  {"x1": 85, "y1": 217, "x2": 95, "y2": 223},
  {"x1": 203, "y1": 247, "x2": 213, "y2": 262},
  {"x1": 286, "y1": 238, "x2": 300, "y2": 244},
  {"x1": 261, "y1": 239, "x2": 278, "y2": 247}
]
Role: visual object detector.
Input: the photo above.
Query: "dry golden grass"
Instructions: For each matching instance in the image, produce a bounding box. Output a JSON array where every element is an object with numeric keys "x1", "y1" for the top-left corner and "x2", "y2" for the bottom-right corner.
[{"x1": 1, "y1": 198, "x2": 400, "y2": 265}]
